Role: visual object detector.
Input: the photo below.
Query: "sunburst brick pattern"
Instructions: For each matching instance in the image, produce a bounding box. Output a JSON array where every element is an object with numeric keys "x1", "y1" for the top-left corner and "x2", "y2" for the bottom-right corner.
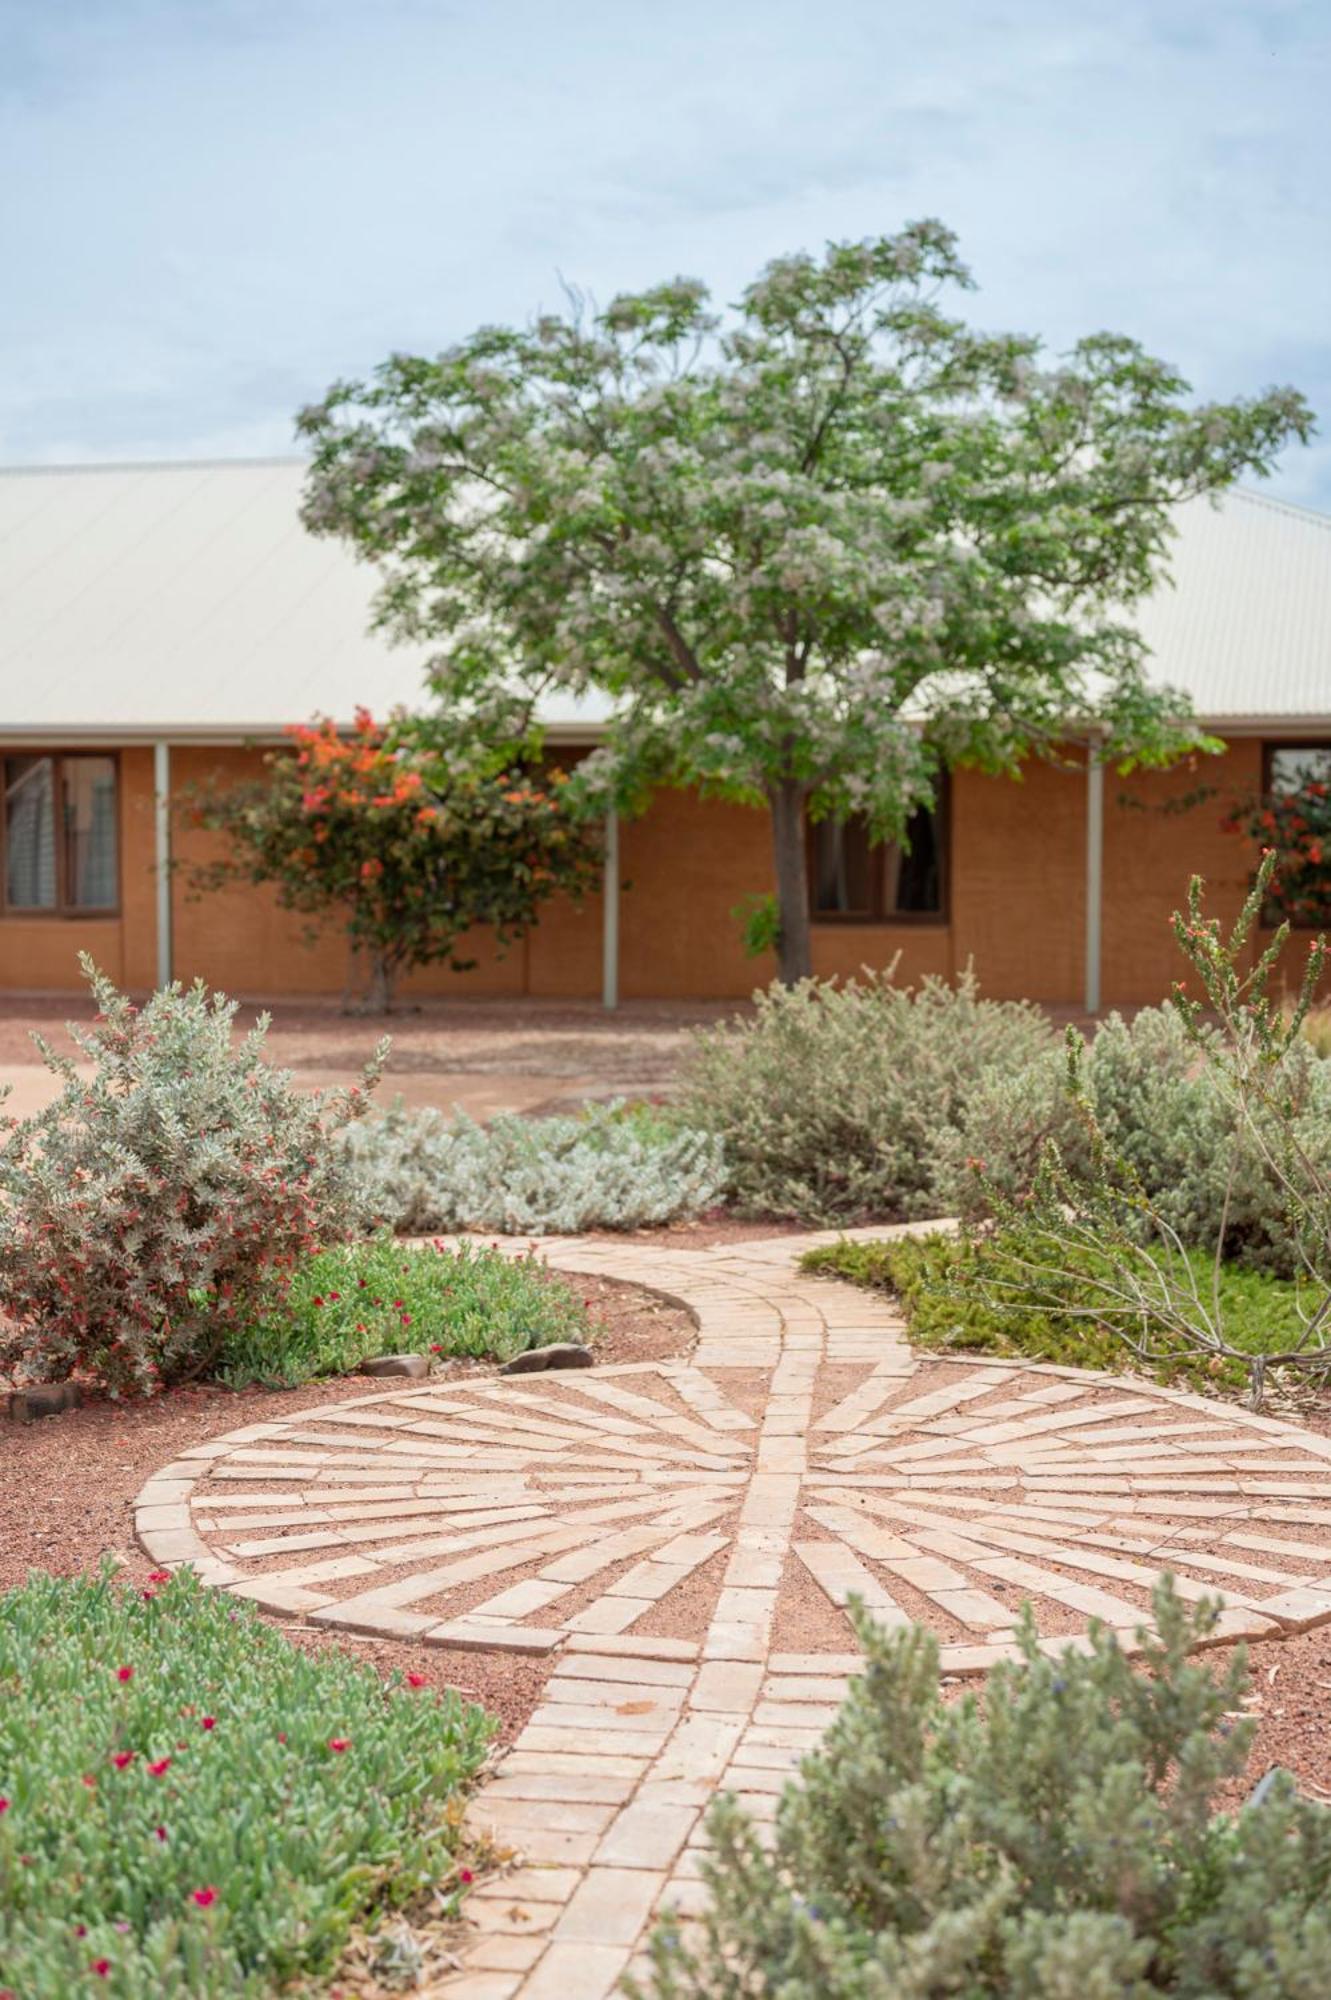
[{"x1": 134, "y1": 1230, "x2": 1331, "y2": 1998}]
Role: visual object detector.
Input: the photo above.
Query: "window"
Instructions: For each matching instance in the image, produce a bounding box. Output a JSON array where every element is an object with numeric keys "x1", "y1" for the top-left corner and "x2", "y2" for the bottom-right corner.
[
  {"x1": 1267, "y1": 743, "x2": 1331, "y2": 796},
  {"x1": 810, "y1": 794, "x2": 946, "y2": 923},
  {"x1": 3, "y1": 754, "x2": 119, "y2": 914}
]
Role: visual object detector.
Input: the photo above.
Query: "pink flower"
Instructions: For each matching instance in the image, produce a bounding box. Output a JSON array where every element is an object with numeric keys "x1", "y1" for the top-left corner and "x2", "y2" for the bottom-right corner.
[
  {"x1": 116, "y1": 1666, "x2": 134, "y2": 1684},
  {"x1": 111, "y1": 1752, "x2": 134, "y2": 1771},
  {"x1": 328, "y1": 1737, "x2": 351, "y2": 1754},
  {"x1": 406, "y1": 1673, "x2": 427, "y2": 1689},
  {"x1": 147, "y1": 1571, "x2": 171, "y2": 1584},
  {"x1": 191, "y1": 1886, "x2": 217, "y2": 1908},
  {"x1": 148, "y1": 1757, "x2": 171, "y2": 1778},
  {"x1": 154, "y1": 1825, "x2": 168, "y2": 1841},
  {"x1": 200, "y1": 1716, "x2": 216, "y2": 1732},
  {"x1": 92, "y1": 1960, "x2": 111, "y2": 1978},
  {"x1": 329, "y1": 1291, "x2": 342, "y2": 1303},
  {"x1": 400, "y1": 1312, "x2": 412, "y2": 1326},
  {"x1": 459, "y1": 1867, "x2": 475, "y2": 1885},
  {"x1": 0, "y1": 1798, "x2": 8, "y2": 1814}
]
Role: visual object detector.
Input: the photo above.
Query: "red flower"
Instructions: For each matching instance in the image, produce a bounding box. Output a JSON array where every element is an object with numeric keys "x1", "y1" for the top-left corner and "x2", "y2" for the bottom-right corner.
[
  {"x1": 191, "y1": 1887, "x2": 218, "y2": 1908},
  {"x1": 276, "y1": 1732, "x2": 287, "y2": 1744},
  {"x1": 328, "y1": 1291, "x2": 342, "y2": 1303},
  {"x1": 406, "y1": 1673, "x2": 427, "y2": 1688},
  {"x1": 400, "y1": 1312, "x2": 412, "y2": 1326},
  {"x1": 430, "y1": 1343, "x2": 442, "y2": 1353},
  {"x1": 116, "y1": 1666, "x2": 134, "y2": 1683},
  {"x1": 147, "y1": 1571, "x2": 171, "y2": 1584},
  {"x1": 92, "y1": 1961, "x2": 111, "y2": 1979},
  {"x1": 311, "y1": 1296, "x2": 325, "y2": 1308},
  {"x1": 154, "y1": 1825, "x2": 168, "y2": 1841},
  {"x1": 148, "y1": 1757, "x2": 172, "y2": 1778},
  {"x1": 200, "y1": 1716, "x2": 217, "y2": 1732},
  {"x1": 459, "y1": 1867, "x2": 475, "y2": 1885},
  {"x1": 111, "y1": 1752, "x2": 135, "y2": 1771},
  {"x1": 328, "y1": 1737, "x2": 351, "y2": 1754},
  {"x1": 0, "y1": 1798, "x2": 8, "y2": 1814}
]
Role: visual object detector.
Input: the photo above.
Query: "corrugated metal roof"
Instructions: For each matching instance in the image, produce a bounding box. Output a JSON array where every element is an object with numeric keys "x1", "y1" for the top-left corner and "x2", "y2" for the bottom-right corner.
[
  {"x1": 0, "y1": 457, "x2": 1325, "y2": 737},
  {"x1": 1135, "y1": 488, "x2": 1331, "y2": 726}
]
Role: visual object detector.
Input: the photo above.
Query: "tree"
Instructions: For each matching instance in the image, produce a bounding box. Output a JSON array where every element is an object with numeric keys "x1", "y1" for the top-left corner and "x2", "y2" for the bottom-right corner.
[
  {"x1": 297, "y1": 222, "x2": 1311, "y2": 982},
  {"x1": 186, "y1": 709, "x2": 599, "y2": 1011}
]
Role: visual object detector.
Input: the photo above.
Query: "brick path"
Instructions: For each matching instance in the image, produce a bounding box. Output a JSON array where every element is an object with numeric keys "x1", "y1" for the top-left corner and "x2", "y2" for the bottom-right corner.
[{"x1": 135, "y1": 1230, "x2": 1331, "y2": 1998}]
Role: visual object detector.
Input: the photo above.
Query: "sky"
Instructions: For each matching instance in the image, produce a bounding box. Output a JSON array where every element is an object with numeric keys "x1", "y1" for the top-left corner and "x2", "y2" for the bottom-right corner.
[{"x1": 3, "y1": 0, "x2": 1329, "y2": 508}]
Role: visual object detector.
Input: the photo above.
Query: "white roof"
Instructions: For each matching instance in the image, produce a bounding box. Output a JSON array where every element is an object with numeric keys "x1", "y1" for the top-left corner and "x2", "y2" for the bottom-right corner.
[{"x1": 0, "y1": 457, "x2": 1326, "y2": 739}]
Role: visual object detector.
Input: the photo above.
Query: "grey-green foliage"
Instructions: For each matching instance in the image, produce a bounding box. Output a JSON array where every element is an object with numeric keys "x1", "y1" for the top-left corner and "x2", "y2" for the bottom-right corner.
[
  {"x1": 1089, "y1": 1005, "x2": 1331, "y2": 1277},
  {"x1": 633, "y1": 1582, "x2": 1331, "y2": 2000},
  {"x1": 339, "y1": 1098, "x2": 729, "y2": 1235},
  {"x1": 682, "y1": 969, "x2": 1056, "y2": 1224},
  {"x1": 942, "y1": 1005, "x2": 1331, "y2": 1276}
]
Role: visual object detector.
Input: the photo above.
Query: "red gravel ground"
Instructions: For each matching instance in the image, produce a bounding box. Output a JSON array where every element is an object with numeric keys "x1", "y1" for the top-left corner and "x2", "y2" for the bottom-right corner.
[{"x1": 0, "y1": 1271, "x2": 697, "y2": 1745}]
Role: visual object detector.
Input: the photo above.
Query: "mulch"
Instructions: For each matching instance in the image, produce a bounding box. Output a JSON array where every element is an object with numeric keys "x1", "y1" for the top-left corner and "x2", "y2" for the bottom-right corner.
[{"x1": 0, "y1": 1271, "x2": 697, "y2": 1744}]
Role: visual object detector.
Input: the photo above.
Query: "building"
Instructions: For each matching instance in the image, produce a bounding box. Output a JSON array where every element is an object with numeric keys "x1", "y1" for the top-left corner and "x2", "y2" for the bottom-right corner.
[{"x1": 1, "y1": 457, "x2": 1328, "y2": 1009}]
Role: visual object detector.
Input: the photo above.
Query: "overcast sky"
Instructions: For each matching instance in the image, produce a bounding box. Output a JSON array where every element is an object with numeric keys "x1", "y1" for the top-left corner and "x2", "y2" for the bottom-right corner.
[{"x1": 4, "y1": 0, "x2": 1328, "y2": 507}]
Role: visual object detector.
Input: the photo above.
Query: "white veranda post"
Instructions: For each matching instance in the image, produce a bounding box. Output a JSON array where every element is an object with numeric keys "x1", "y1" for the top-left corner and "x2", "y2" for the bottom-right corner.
[
  {"x1": 1084, "y1": 739, "x2": 1104, "y2": 1017},
  {"x1": 154, "y1": 740, "x2": 172, "y2": 990}
]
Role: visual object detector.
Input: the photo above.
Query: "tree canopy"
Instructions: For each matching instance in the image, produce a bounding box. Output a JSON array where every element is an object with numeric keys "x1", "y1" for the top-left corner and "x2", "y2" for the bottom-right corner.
[{"x1": 298, "y1": 222, "x2": 1312, "y2": 979}]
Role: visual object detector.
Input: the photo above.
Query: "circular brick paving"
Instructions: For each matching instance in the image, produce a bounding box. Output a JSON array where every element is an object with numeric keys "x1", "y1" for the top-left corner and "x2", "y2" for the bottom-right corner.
[{"x1": 132, "y1": 1231, "x2": 1331, "y2": 1998}]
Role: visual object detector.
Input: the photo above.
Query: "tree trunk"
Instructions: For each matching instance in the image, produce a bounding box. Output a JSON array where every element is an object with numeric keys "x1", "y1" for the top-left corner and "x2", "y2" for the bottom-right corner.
[{"x1": 769, "y1": 780, "x2": 812, "y2": 984}]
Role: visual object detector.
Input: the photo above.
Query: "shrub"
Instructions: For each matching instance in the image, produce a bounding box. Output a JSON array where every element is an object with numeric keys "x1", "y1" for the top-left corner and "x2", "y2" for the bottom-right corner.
[
  {"x1": 803, "y1": 1229, "x2": 1313, "y2": 1392},
  {"x1": 340, "y1": 1097, "x2": 728, "y2": 1234},
  {"x1": 0, "y1": 959, "x2": 382, "y2": 1397},
  {"x1": 936, "y1": 1003, "x2": 1331, "y2": 1277},
  {"x1": 0, "y1": 1567, "x2": 493, "y2": 1999},
  {"x1": 681, "y1": 969, "x2": 1056, "y2": 1224},
  {"x1": 218, "y1": 1234, "x2": 595, "y2": 1387},
  {"x1": 633, "y1": 1581, "x2": 1331, "y2": 1998}
]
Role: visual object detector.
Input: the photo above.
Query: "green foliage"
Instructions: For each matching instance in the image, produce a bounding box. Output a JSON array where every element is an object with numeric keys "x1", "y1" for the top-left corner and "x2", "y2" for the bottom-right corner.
[
  {"x1": 803, "y1": 1229, "x2": 1313, "y2": 1391},
  {"x1": 682, "y1": 968, "x2": 1055, "y2": 1223},
  {"x1": 340, "y1": 1097, "x2": 729, "y2": 1235},
  {"x1": 0, "y1": 1567, "x2": 493, "y2": 1999},
  {"x1": 732, "y1": 890, "x2": 782, "y2": 960},
  {"x1": 942, "y1": 1003, "x2": 1331, "y2": 1277},
  {"x1": 633, "y1": 1581, "x2": 1331, "y2": 1998},
  {"x1": 297, "y1": 224, "x2": 1309, "y2": 980},
  {"x1": 956, "y1": 857, "x2": 1331, "y2": 1406},
  {"x1": 186, "y1": 709, "x2": 599, "y2": 1012},
  {"x1": 217, "y1": 1234, "x2": 594, "y2": 1388},
  {"x1": 0, "y1": 960, "x2": 381, "y2": 1398}
]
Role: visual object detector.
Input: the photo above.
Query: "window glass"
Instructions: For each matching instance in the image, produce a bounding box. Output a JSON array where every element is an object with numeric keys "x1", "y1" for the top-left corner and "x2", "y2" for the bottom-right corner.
[
  {"x1": 63, "y1": 756, "x2": 118, "y2": 909},
  {"x1": 885, "y1": 804, "x2": 941, "y2": 914},
  {"x1": 811, "y1": 804, "x2": 943, "y2": 919},
  {"x1": 813, "y1": 817, "x2": 875, "y2": 915},
  {"x1": 4, "y1": 756, "x2": 57, "y2": 908},
  {"x1": 1270, "y1": 746, "x2": 1331, "y2": 795}
]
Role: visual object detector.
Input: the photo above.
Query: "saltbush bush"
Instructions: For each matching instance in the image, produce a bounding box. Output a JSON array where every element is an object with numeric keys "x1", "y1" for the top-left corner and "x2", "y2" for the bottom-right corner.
[
  {"x1": 0, "y1": 960, "x2": 381, "y2": 1397},
  {"x1": 681, "y1": 969, "x2": 1055, "y2": 1224},
  {"x1": 634, "y1": 1581, "x2": 1331, "y2": 1998},
  {"x1": 0, "y1": 1567, "x2": 492, "y2": 1999},
  {"x1": 938, "y1": 1004, "x2": 1331, "y2": 1278},
  {"x1": 340, "y1": 1097, "x2": 728, "y2": 1234},
  {"x1": 219, "y1": 1235, "x2": 594, "y2": 1387}
]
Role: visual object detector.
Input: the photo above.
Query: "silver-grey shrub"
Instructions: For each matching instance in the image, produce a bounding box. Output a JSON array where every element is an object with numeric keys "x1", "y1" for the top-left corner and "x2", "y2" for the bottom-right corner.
[
  {"x1": 0, "y1": 958, "x2": 381, "y2": 1396},
  {"x1": 634, "y1": 1582, "x2": 1331, "y2": 1999},
  {"x1": 681, "y1": 969, "x2": 1057, "y2": 1224},
  {"x1": 340, "y1": 1099, "x2": 729, "y2": 1235}
]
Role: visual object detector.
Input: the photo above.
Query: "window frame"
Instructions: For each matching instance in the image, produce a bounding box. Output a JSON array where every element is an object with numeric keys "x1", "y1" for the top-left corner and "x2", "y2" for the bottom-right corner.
[
  {"x1": 1257, "y1": 739, "x2": 1331, "y2": 932},
  {"x1": 807, "y1": 777, "x2": 950, "y2": 928},
  {"x1": 1, "y1": 749, "x2": 122, "y2": 919}
]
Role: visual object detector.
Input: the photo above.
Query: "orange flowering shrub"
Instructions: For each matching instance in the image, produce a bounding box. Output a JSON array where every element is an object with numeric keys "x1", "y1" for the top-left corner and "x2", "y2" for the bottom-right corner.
[
  {"x1": 187, "y1": 710, "x2": 599, "y2": 1009},
  {"x1": 1221, "y1": 774, "x2": 1331, "y2": 926}
]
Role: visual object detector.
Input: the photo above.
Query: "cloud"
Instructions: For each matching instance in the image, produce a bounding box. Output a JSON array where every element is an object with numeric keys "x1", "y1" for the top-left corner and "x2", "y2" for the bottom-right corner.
[{"x1": 0, "y1": 0, "x2": 1325, "y2": 505}]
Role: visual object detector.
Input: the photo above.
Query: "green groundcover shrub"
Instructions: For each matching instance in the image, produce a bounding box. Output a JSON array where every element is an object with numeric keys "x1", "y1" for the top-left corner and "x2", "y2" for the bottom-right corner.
[
  {"x1": 633, "y1": 1582, "x2": 1331, "y2": 1999},
  {"x1": 803, "y1": 1230, "x2": 1312, "y2": 1394},
  {"x1": 219, "y1": 1235, "x2": 594, "y2": 1387},
  {"x1": 0, "y1": 1568, "x2": 493, "y2": 2000},
  {"x1": 0, "y1": 961, "x2": 381, "y2": 1397},
  {"x1": 681, "y1": 970, "x2": 1054, "y2": 1225},
  {"x1": 340, "y1": 1097, "x2": 728, "y2": 1234}
]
